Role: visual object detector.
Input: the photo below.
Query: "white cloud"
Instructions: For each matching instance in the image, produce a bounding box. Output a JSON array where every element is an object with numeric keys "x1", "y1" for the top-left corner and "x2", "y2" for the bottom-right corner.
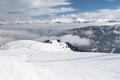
[
  {"x1": 0, "y1": 30, "x2": 37, "y2": 39},
  {"x1": 35, "y1": 36, "x2": 57, "y2": 42},
  {"x1": 24, "y1": 7, "x2": 75, "y2": 16},
  {"x1": 83, "y1": 30, "x2": 94, "y2": 36},
  {"x1": 59, "y1": 35, "x2": 91, "y2": 46},
  {"x1": 0, "y1": 0, "x2": 75, "y2": 20},
  {"x1": 36, "y1": 35, "x2": 91, "y2": 46},
  {"x1": 0, "y1": 30, "x2": 39, "y2": 45},
  {"x1": 79, "y1": 8, "x2": 120, "y2": 21},
  {"x1": 0, "y1": 36, "x2": 15, "y2": 45},
  {"x1": 57, "y1": 8, "x2": 120, "y2": 21}
]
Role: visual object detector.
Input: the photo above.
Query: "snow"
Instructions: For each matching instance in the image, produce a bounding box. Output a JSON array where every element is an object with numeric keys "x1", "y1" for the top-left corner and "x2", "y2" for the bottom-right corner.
[
  {"x1": 0, "y1": 40, "x2": 120, "y2": 80},
  {"x1": 50, "y1": 16, "x2": 88, "y2": 23},
  {"x1": 1, "y1": 40, "x2": 72, "y2": 52},
  {"x1": 50, "y1": 18, "x2": 72, "y2": 23},
  {"x1": 0, "y1": 56, "x2": 57, "y2": 80}
]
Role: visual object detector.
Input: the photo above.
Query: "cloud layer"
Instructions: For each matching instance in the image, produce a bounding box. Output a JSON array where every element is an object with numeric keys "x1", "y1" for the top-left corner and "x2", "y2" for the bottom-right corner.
[
  {"x1": 0, "y1": 30, "x2": 38, "y2": 44},
  {"x1": 36, "y1": 35, "x2": 91, "y2": 46},
  {"x1": 0, "y1": 28, "x2": 91, "y2": 47},
  {"x1": 57, "y1": 8, "x2": 120, "y2": 21},
  {"x1": 0, "y1": 0, "x2": 74, "y2": 20},
  {"x1": 79, "y1": 8, "x2": 120, "y2": 21}
]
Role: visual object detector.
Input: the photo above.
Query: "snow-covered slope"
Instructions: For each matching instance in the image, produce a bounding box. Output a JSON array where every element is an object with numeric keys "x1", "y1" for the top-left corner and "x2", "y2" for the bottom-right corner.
[
  {"x1": 0, "y1": 40, "x2": 120, "y2": 80},
  {"x1": 0, "y1": 47, "x2": 120, "y2": 80},
  {"x1": 27, "y1": 52, "x2": 120, "y2": 80},
  {"x1": 1, "y1": 40, "x2": 72, "y2": 52}
]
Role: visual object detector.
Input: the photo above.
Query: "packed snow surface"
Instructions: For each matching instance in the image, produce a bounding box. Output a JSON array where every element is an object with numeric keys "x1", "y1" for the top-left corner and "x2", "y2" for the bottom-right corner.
[{"x1": 0, "y1": 40, "x2": 120, "y2": 80}]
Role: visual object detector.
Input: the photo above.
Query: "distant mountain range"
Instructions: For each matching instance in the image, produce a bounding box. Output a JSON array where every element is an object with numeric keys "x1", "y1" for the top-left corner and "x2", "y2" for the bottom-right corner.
[
  {"x1": 49, "y1": 15, "x2": 120, "y2": 23},
  {"x1": 56, "y1": 25, "x2": 120, "y2": 53},
  {"x1": 1, "y1": 15, "x2": 120, "y2": 25}
]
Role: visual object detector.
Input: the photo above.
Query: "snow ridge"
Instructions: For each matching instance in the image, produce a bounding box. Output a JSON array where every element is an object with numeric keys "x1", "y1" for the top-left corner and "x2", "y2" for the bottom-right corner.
[{"x1": 1, "y1": 40, "x2": 72, "y2": 52}]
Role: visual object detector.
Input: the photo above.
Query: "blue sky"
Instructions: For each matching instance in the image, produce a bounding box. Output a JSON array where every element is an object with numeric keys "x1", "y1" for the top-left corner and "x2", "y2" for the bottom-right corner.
[
  {"x1": 35, "y1": 0, "x2": 120, "y2": 20},
  {"x1": 0, "y1": 0, "x2": 120, "y2": 20},
  {"x1": 54, "y1": 0, "x2": 120, "y2": 16},
  {"x1": 67, "y1": 0, "x2": 119, "y2": 12}
]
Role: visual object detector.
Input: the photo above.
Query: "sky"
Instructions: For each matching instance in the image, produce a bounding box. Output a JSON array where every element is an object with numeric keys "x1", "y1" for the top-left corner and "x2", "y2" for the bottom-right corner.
[{"x1": 0, "y1": 0, "x2": 120, "y2": 20}]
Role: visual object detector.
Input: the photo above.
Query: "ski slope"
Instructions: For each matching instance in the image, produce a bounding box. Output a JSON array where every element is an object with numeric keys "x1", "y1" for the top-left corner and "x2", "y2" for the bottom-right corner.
[{"x1": 0, "y1": 40, "x2": 120, "y2": 80}]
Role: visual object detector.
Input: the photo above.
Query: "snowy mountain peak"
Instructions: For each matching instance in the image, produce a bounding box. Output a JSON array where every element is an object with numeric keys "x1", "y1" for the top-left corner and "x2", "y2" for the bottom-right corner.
[
  {"x1": 1, "y1": 40, "x2": 72, "y2": 52},
  {"x1": 49, "y1": 15, "x2": 88, "y2": 23},
  {"x1": 72, "y1": 16, "x2": 88, "y2": 23}
]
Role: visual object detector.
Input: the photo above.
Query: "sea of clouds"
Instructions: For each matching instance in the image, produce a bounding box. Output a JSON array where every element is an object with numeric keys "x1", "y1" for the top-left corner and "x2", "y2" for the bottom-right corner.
[{"x1": 0, "y1": 23, "x2": 92, "y2": 46}]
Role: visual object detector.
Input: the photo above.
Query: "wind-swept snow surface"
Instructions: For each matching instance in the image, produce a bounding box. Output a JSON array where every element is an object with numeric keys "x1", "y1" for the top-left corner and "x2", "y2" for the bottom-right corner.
[{"x1": 0, "y1": 40, "x2": 120, "y2": 80}]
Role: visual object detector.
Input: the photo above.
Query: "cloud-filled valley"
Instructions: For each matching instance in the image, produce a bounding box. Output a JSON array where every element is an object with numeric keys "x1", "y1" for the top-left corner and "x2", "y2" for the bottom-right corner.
[{"x1": 0, "y1": 23, "x2": 92, "y2": 48}]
